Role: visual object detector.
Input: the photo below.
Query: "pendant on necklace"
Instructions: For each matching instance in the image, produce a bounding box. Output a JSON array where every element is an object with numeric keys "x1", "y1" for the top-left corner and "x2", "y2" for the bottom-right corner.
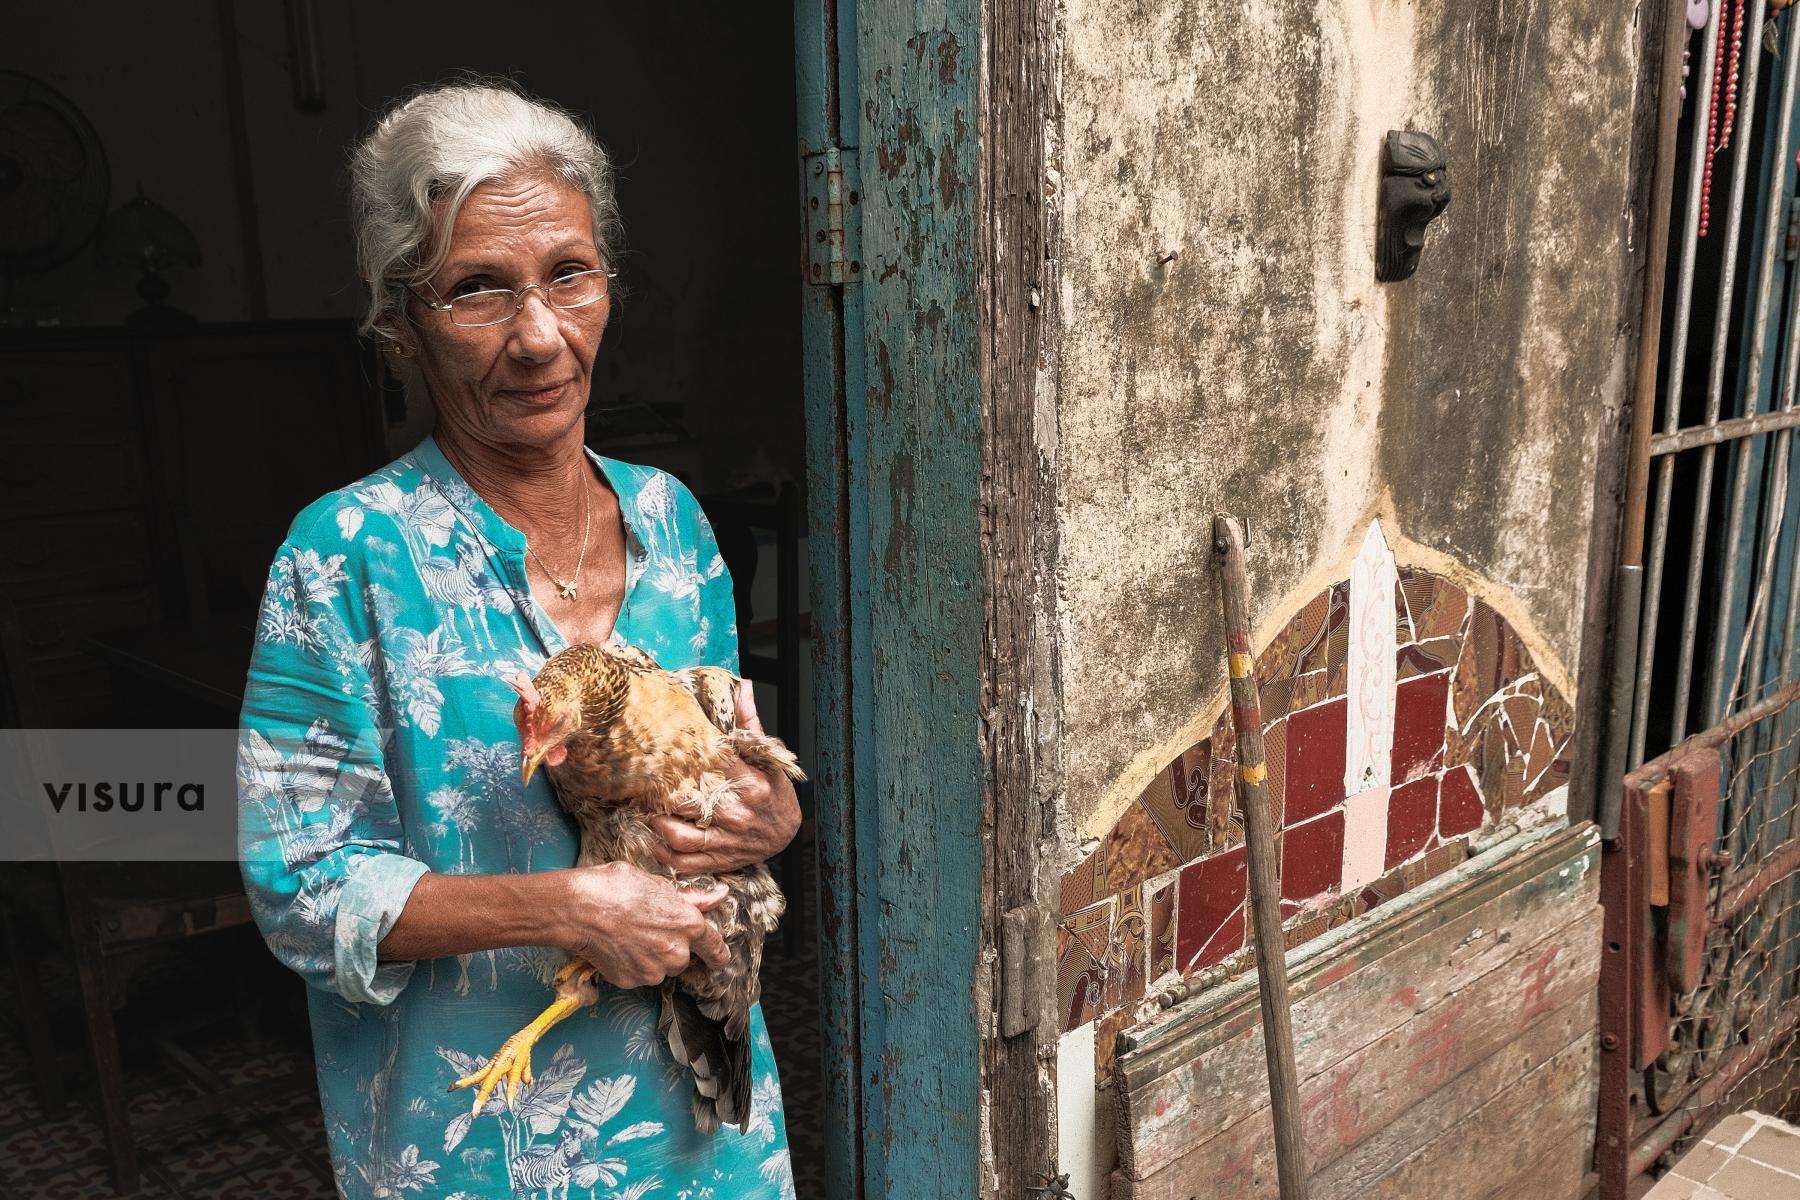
[{"x1": 558, "y1": 583, "x2": 579, "y2": 601}]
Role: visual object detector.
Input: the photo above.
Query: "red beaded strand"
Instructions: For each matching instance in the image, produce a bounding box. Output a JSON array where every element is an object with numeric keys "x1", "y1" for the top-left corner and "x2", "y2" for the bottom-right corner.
[
  {"x1": 1701, "y1": 0, "x2": 1745, "y2": 237},
  {"x1": 1720, "y1": 0, "x2": 1745, "y2": 149}
]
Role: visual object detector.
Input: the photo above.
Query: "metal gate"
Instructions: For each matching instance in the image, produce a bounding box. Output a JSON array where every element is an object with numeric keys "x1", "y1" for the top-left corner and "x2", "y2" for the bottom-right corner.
[{"x1": 1597, "y1": 0, "x2": 1800, "y2": 1193}]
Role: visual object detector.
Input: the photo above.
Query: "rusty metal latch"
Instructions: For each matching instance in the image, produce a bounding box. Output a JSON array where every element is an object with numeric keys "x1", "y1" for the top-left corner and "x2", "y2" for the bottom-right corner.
[{"x1": 804, "y1": 145, "x2": 861, "y2": 286}]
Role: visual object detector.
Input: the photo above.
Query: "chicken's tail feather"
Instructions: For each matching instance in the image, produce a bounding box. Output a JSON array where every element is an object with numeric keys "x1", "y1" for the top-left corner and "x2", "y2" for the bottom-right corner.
[{"x1": 659, "y1": 983, "x2": 751, "y2": 1135}]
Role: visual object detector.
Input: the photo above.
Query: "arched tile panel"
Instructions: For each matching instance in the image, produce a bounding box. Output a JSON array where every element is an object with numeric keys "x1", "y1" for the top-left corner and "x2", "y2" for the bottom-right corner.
[{"x1": 1056, "y1": 532, "x2": 1574, "y2": 1079}]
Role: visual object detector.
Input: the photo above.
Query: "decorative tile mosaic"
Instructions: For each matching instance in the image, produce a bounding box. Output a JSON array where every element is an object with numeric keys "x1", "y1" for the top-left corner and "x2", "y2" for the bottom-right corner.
[
  {"x1": 1285, "y1": 697, "x2": 1347, "y2": 824},
  {"x1": 1058, "y1": 524, "x2": 1575, "y2": 1045},
  {"x1": 1384, "y1": 775, "x2": 1439, "y2": 869},
  {"x1": 1175, "y1": 846, "x2": 1247, "y2": 975}
]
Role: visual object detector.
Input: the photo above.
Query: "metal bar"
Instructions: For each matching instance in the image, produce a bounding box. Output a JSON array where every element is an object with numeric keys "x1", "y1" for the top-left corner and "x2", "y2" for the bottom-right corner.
[
  {"x1": 1602, "y1": 563, "x2": 1645, "y2": 840},
  {"x1": 1627, "y1": 676, "x2": 1800, "y2": 789},
  {"x1": 1635, "y1": 0, "x2": 1732, "y2": 764},
  {"x1": 1636, "y1": 452, "x2": 1680, "y2": 764},
  {"x1": 1673, "y1": 0, "x2": 1774, "y2": 743},
  {"x1": 1718, "y1": 832, "x2": 1800, "y2": 919},
  {"x1": 1709, "y1": 22, "x2": 1800, "y2": 726},
  {"x1": 1213, "y1": 514, "x2": 1310, "y2": 1200},
  {"x1": 1787, "y1": 448, "x2": 1800, "y2": 682},
  {"x1": 1733, "y1": 327, "x2": 1800, "y2": 740},
  {"x1": 1623, "y1": 0, "x2": 1711, "y2": 564},
  {"x1": 1651, "y1": 406, "x2": 1800, "y2": 455},
  {"x1": 1627, "y1": 1000, "x2": 1800, "y2": 1178},
  {"x1": 1738, "y1": 452, "x2": 1790, "y2": 717}
]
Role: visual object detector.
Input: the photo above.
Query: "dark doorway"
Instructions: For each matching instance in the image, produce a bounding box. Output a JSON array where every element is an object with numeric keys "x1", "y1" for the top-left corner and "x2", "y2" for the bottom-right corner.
[{"x1": 2, "y1": 4, "x2": 821, "y2": 1196}]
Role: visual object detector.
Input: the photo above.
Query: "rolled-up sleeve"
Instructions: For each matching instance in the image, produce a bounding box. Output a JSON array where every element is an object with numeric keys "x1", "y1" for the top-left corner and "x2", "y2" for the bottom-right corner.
[{"x1": 237, "y1": 535, "x2": 427, "y2": 1005}]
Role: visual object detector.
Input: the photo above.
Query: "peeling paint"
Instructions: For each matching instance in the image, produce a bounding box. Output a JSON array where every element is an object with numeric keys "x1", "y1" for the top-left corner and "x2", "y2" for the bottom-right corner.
[{"x1": 1048, "y1": 0, "x2": 1634, "y2": 849}]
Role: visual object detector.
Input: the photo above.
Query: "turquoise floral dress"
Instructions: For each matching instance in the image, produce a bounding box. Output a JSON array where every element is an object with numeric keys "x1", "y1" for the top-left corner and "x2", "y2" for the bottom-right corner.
[{"x1": 237, "y1": 434, "x2": 794, "y2": 1200}]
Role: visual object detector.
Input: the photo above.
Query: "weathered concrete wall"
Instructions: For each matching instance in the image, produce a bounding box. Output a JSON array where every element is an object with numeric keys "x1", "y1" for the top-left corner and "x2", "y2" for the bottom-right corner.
[
  {"x1": 1051, "y1": 0, "x2": 1638, "y2": 842},
  {"x1": 1045, "y1": 1, "x2": 1640, "y2": 1193}
]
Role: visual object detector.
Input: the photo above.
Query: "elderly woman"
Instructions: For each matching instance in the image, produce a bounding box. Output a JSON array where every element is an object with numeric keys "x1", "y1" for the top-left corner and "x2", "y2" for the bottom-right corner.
[{"x1": 238, "y1": 83, "x2": 798, "y2": 1199}]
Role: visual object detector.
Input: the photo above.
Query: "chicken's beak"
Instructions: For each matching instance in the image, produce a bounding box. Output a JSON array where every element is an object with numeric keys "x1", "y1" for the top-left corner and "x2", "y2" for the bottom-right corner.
[{"x1": 521, "y1": 748, "x2": 547, "y2": 786}]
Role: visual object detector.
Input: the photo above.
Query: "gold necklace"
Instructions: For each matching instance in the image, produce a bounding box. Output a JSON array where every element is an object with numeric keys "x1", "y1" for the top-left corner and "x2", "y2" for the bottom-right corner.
[{"x1": 526, "y1": 481, "x2": 592, "y2": 601}]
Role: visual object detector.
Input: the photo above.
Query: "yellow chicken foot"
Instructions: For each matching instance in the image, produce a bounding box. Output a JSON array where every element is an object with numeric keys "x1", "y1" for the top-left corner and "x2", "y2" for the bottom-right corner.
[{"x1": 450, "y1": 961, "x2": 598, "y2": 1115}]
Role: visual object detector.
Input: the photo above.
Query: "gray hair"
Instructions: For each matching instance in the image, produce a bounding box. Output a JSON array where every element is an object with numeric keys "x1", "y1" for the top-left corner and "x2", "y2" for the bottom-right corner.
[{"x1": 349, "y1": 81, "x2": 623, "y2": 339}]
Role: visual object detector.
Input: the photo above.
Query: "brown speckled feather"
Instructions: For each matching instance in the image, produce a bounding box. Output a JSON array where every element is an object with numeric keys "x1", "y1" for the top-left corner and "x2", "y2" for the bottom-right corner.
[{"x1": 517, "y1": 642, "x2": 803, "y2": 1134}]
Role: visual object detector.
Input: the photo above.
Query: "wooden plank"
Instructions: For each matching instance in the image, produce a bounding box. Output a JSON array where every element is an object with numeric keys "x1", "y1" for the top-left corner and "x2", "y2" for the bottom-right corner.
[
  {"x1": 1113, "y1": 998, "x2": 1595, "y2": 1200},
  {"x1": 1358, "y1": 1032, "x2": 1595, "y2": 1200},
  {"x1": 1322, "y1": 996, "x2": 1594, "y2": 1199},
  {"x1": 1479, "y1": 1123, "x2": 1590, "y2": 1200},
  {"x1": 1120, "y1": 821, "x2": 1592, "y2": 1078},
  {"x1": 979, "y1": 0, "x2": 1058, "y2": 1186},
  {"x1": 1118, "y1": 824, "x2": 1601, "y2": 1179},
  {"x1": 1117, "y1": 908, "x2": 1601, "y2": 1199},
  {"x1": 854, "y1": 1, "x2": 985, "y2": 1194}
]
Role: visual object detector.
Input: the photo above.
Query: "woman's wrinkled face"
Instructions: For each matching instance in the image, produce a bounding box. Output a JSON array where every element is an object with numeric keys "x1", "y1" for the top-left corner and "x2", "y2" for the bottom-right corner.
[{"x1": 403, "y1": 171, "x2": 609, "y2": 451}]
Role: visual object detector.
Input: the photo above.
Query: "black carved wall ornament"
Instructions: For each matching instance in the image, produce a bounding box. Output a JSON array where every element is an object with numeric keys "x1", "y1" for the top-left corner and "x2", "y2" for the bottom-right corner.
[{"x1": 1376, "y1": 130, "x2": 1450, "y2": 282}]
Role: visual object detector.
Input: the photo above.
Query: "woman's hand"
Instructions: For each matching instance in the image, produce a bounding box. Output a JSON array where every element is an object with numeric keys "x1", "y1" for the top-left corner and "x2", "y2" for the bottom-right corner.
[
  {"x1": 554, "y1": 861, "x2": 731, "y2": 988},
  {"x1": 649, "y1": 681, "x2": 801, "y2": 875}
]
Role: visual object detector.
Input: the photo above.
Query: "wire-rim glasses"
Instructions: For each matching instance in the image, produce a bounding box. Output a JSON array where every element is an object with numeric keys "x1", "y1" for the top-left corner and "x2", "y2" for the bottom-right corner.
[{"x1": 412, "y1": 268, "x2": 616, "y2": 329}]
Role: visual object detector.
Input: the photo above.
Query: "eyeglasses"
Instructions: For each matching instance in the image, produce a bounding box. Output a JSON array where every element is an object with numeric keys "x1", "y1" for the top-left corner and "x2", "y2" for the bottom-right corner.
[{"x1": 412, "y1": 268, "x2": 616, "y2": 329}]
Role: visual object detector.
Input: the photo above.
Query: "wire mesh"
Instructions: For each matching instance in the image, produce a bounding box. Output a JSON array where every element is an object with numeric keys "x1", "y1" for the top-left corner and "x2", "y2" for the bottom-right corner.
[{"x1": 1634, "y1": 687, "x2": 1800, "y2": 1169}]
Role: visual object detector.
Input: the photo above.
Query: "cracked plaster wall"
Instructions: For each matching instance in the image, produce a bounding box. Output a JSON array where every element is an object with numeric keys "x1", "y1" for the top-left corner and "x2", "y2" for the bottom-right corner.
[{"x1": 1050, "y1": 0, "x2": 1641, "y2": 846}]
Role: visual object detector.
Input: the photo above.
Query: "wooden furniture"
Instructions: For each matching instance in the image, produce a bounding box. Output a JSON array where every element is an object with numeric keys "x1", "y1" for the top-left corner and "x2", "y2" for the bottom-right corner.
[
  {"x1": 0, "y1": 322, "x2": 382, "y2": 1193},
  {"x1": 59, "y1": 863, "x2": 312, "y2": 1195}
]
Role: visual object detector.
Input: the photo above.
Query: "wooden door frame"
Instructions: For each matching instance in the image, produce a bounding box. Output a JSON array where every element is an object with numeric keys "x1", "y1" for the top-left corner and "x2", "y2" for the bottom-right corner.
[{"x1": 797, "y1": 0, "x2": 1057, "y2": 1194}]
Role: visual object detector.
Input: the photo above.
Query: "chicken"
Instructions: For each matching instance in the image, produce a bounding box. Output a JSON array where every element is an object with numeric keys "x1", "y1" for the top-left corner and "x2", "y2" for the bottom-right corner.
[{"x1": 447, "y1": 641, "x2": 805, "y2": 1132}]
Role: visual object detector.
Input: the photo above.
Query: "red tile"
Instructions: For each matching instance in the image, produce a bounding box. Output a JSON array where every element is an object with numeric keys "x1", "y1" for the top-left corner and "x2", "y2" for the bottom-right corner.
[
  {"x1": 1391, "y1": 671, "x2": 1451, "y2": 785},
  {"x1": 1177, "y1": 846, "x2": 1247, "y2": 973},
  {"x1": 1439, "y1": 765, "x2": 1484, "y2": 837},
  {"x1": 1282, "y1": 810, "x2": 1345, "y2": 901},
  {"x1": 1384, "y1": 776, "x2": 1439, "y2": 869},
  {"x1": 1285, "y1": 697, "x2": 1347, "y2": 824}
]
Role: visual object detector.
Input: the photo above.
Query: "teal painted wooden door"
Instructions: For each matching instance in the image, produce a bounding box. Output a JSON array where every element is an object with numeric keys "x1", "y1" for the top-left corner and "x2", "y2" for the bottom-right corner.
[
  {"x1": 794, "y1": 0, "x2": 871, "y2": 1194},
  {"x1": 795, "y1": 0, "x2": 986, "y2": 1195}
]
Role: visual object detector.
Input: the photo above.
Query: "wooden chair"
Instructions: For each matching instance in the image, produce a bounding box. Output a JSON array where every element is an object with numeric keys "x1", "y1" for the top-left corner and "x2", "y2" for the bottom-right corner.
[{"x1": 0, "y1": 605, "x2": 309, "y2": 1195}]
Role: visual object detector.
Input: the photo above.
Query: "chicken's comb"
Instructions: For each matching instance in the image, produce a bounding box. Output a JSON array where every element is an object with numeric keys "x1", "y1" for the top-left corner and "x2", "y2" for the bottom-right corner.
[{"x1": 506, "y1": 671, "x2": 543, "y2": 713}]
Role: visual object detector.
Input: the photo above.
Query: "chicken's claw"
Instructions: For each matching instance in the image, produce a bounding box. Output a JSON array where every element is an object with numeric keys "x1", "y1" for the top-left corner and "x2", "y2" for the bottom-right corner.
[
  {"x1": 450, "y1": 1029, "x2": 538, "y2": 1115},
  {"x1": 451, "y1": 962, "x2": 597, "y2": 1115}
]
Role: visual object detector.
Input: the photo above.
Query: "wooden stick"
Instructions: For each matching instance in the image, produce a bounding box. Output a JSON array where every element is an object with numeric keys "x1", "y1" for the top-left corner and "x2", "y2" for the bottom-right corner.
[
  {"x1": 1647, "y1": 779, "x2": 1672, "y2": 908},
  {"x1": 1213, "y1": 513, "x2": 1311, "y2": 1200}
]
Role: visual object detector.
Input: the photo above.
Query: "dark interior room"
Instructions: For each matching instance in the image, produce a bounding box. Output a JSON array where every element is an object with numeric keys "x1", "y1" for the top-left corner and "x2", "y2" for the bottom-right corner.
[{"x1": 1, "y1": 4, "x2": 821, "y2": 1196}]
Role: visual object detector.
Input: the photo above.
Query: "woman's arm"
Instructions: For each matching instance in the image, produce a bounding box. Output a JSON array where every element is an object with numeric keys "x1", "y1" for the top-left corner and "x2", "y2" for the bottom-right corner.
[
  {"x1": 239, "y1": 537, "x2": 428, "y2": 1006},
  {"x1": 379, "y1": 861, "x2": 732, "y2": 987}
]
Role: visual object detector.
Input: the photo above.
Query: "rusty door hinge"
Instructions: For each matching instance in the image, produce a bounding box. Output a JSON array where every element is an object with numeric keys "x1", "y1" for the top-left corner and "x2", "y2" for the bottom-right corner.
[
  {"x1": 804, "y1": 145, "x2": 862, "y2": 286},
  {"x1": 999, "y1": 902, "x2": 1042, "y2": 1039}
]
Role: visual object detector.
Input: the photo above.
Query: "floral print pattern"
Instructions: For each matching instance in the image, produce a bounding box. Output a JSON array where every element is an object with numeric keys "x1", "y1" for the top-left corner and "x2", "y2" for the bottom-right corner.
[{"x1": 238, "y1": 435, "x2": 791, "y2": 1199}]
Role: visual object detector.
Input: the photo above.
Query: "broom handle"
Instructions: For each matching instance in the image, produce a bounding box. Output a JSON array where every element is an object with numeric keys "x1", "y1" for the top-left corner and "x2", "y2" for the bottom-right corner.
[{"x1": 1213, "y1": 513, "x2": 1310, "y2": 1200}]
